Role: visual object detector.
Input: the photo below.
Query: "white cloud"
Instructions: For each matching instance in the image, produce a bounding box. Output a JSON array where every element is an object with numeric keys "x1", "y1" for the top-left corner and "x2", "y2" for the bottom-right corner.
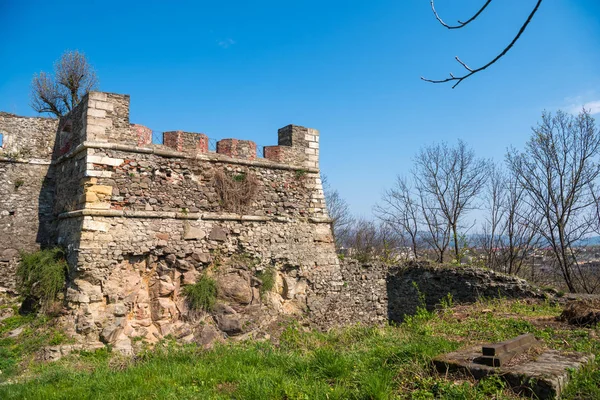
[
  {"x1": 217, "y1": 38, "x2": 235, "y2": 49},
  {"x1": 564, "y1": 96, "x2": 600, "y2": 115}
]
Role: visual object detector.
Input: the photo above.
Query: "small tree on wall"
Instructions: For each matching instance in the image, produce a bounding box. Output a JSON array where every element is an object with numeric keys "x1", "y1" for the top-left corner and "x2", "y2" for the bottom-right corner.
[{"x1": 30, "y1": 50, "x2": 99, "y2": 117}]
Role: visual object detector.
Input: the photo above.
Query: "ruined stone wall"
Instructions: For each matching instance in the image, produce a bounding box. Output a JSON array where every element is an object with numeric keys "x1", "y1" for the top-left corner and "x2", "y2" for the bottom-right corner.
[
  {"x1": 310, "y1": 260, "x2": 547, "y2": 329},
  {"x1": 0, "y1": 113, "x2": 58, "y2": 292},
  {"x1": 0, "y1": 91, "x2": 340, "y2": 350},
  {"x1": 32, "y1": 91, "x2": 337, "y2": 352}
]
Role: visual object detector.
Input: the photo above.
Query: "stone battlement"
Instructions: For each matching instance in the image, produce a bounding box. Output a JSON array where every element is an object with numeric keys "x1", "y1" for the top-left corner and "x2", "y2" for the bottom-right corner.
[{"x1": 48, "y1": 91, "x2": 321, "y2": 170}]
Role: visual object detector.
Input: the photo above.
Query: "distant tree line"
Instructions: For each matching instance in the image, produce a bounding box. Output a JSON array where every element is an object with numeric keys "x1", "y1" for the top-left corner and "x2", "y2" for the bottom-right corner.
[{"x1": 325, "y1": 109, "x2": 600, "y2": 294}]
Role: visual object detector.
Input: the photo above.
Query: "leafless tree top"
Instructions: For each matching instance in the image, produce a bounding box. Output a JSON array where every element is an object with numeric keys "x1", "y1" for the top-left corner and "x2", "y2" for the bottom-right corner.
[{"x1": 30, "y1": 50, "x2": 99, "y2": 117}]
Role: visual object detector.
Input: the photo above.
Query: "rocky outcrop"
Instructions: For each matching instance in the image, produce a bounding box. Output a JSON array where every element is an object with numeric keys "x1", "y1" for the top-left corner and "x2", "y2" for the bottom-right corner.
[{"x1": 60, "y1": 251, "x2": 317, "y2": 353}]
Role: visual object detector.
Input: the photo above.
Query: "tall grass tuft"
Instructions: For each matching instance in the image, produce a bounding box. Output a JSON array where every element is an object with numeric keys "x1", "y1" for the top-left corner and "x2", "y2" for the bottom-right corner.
[
  {"x1": 182, "y1": 275, "x2": 217, "y2": 311},
  {"x1": 256, "y1": 267, "x2": 275, "y2": 298},
  {"x1": 16, "y1": 248, "x2": 67, "y2": 312}
]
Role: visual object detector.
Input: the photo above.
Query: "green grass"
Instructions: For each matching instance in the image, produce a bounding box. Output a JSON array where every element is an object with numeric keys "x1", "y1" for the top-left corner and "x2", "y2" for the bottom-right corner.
[
  {"x1": 0, "y1": 306, "x2": 69, "y2": 381},
  {"x1": 0, "y1": 298, "x2": 598, "y2": 399},
  {"x1": 182, "y1": 275, "x2": 218, "y2": 312}
]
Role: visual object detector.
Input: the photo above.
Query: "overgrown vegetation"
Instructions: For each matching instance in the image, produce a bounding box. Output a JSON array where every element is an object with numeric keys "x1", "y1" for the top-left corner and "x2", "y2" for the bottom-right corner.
[
  {"x1": 16, "y1": 248, "x2": 68, "y2": 312},
  {"x1": 213, "y1": 169, "x2": 259, "y2": 213},
  {"x1": 13, "y1": 179, "x2": 24, "y2": 190},
  {"x1": 0, "y1": 297, "x2": 598, "y2": 398},
  {"x1": 256, "y1": 267, "x2": 276, "y2": 297},
  {"x1": 182, "y1": 275, "x2": 217, "y2": 312}
]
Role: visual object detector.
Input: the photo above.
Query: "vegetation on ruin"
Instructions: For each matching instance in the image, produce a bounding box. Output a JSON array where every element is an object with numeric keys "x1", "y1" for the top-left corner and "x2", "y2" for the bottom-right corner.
[
  {"x1": 256, "y1": 266, "x2": 276, "y2": 298},
  {"x1": 213, "y1": 169, "x2": 259, "y2": 213},
  {"x1": 182, "y1": 275, "x2": 218, "y2": 312},
  {"x1": 1, "y1": 295, "x2": 598, "y2": 399},
  {"x1": 30, "y1": 50, "x2": 98, "y2": 117},
  {"x1": 16, "y1": 248, "x2": 68, "y2": 313}
]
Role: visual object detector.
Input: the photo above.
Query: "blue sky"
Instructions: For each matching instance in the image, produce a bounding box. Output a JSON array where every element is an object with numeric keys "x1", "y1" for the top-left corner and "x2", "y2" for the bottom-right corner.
[{"x1": 1, "y1": 0, "x2": 599, "y2": 218}]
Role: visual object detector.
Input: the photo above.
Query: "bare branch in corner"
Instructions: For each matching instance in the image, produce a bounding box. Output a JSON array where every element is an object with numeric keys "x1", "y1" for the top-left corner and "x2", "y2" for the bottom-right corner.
[
  {"x1": 430, "y1": 0, "x2": 492, "y2": 30},
  {"x1": 422, "y1": 0, "x2": 543, "y2": 88}
]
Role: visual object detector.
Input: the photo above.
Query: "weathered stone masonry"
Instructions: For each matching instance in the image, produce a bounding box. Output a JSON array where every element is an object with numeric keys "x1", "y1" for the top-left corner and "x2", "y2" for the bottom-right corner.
[
  {"x1": 0, "y1": 91, "x2": 542, "y2": 354},
  {"x1": 0, "y1": 112, "x2": 58, "y2": 292},
  {"x1": 0, "y1": 91, "x2": 339, "y2": 351}
]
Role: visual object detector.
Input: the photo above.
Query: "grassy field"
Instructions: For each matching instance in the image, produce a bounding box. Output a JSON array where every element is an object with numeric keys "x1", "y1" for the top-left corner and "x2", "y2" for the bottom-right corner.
[{"x1": 0, "y1": 296, "x2": 598, "y2": 399}]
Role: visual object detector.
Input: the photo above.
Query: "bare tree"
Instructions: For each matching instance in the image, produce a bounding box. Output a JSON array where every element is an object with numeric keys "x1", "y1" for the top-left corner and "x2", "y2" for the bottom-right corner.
[
  {"x1": 417, "y1": 185, "x2": 451, "y2": 263},
  {"x1": 30, "y1": 50, "x2": 99, "y2": 117},
  {"x1": 479, "y1": 163, "x2": 506, "y2": 270},
  {"x1": 342, "y1": 218, "x2": 402, "y2": 264},
  {"x1": 413, "y1": 140, "x2": 489, "y2": 262},
  {"x1": 322, "y1": 175, "x2": 354, "y2": 249},
  {"x1": 506, "y1": 110, "x2": 600, "y2": 293},
  {"x1": 374, "y1": 176, "x2": 421, "y2": 260},
  {"x1": 422, "y1": 0, "x2": 543, "y2": 88},
  {"x1": 498, "y1": 171, "x2": 541, "y2": 276},
  {"x1": 344, "y1": 217, "x2": 380, "y2": 263}
]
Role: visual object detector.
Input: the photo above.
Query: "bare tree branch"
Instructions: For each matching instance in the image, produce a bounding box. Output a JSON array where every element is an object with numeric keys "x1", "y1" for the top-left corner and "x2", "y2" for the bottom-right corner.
[
  {"x1": 422, "y1": 0, "x2": 543, "y2": 88},
  {"x1": 30, "y1": 50, "x2": 98, "y2": 117},
  {"x1": 430, "y1": 0, "x2": 492, "y2": 30}
]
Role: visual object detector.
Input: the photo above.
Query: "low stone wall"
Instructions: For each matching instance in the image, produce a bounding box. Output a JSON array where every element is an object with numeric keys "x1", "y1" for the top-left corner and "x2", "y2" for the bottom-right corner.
[{"x1": 309, "y1": 260, "x2": 546, "y2": 329}]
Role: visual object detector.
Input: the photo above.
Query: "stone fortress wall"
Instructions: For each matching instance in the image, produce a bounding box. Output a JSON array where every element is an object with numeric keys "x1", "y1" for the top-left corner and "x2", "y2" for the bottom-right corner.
[
  {"x1": 0, "y1": 92, "x2": 542, "y2": 353},
  {"x1": 0, "y1": 92, "x2": 340, "y2": 351}
]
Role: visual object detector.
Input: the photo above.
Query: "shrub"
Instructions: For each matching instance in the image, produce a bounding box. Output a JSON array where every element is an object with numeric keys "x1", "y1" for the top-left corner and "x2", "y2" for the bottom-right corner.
[
  {"x1": 16, "y1": 248, "x2": 67, "y2": 312},
  {"x1": 256, "y1": 267, "x2": 275, "y2": 297},
  {"x1": 182, "y1": 275, "x2": 217, "y2": 312}
]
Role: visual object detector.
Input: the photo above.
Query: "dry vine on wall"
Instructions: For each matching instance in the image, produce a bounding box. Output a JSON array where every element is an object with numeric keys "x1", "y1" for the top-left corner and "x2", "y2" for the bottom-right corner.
[{"x1": 212, "y1": 169, "x2": 259, "y2": 213}]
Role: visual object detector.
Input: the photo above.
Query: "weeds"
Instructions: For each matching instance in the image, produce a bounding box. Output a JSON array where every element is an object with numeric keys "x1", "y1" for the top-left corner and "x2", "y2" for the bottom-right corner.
[
  {"x1": 256, "y1": 267, "x2": 275, "y2": 297},
  {"x1": 182, "y1": 275, "x2": 217, "y2": 312},
  {"x1": 16, "y1": 248, "x2": 67, "y2": 312}
]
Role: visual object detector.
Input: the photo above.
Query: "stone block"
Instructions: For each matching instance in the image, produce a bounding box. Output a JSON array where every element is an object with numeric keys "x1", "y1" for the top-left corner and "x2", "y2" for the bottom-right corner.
[
  {"x1": 183, "y1": 225, "x2": 206, "y2": 240},
  {"x1": 216, "y1": 315, "x2": 242, "y2": 335},
  {"x1": 217, "y1": 273, "x2": 252, "y2": 305},
  {"x1": 82, "y1": 219, "x2": 109, "y2": 232},
  {"x1": 88, "y1": 185, "x2": 113, "y2": 196},
  {"x1": 209, "y1": 226, "x2": 228, "y2": 242},
  {"x1": 83, "y1": 192, "x2": 98, "y2": 203},
  {"x1": 86, "y1": 124, "x2": 106, "y2": 136},
  {"x1": 88, "y1": 92, "x2": 108, "y2": 101},
  {"x1": 92, "y1": 100, "x2": 114, "y2": 111},
  {"x1": 87, "y1": 108, "x2": 106, "y2": 118},
  {"x1": 87, "y1": 155, "x2": 124, "y2": 167}
]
